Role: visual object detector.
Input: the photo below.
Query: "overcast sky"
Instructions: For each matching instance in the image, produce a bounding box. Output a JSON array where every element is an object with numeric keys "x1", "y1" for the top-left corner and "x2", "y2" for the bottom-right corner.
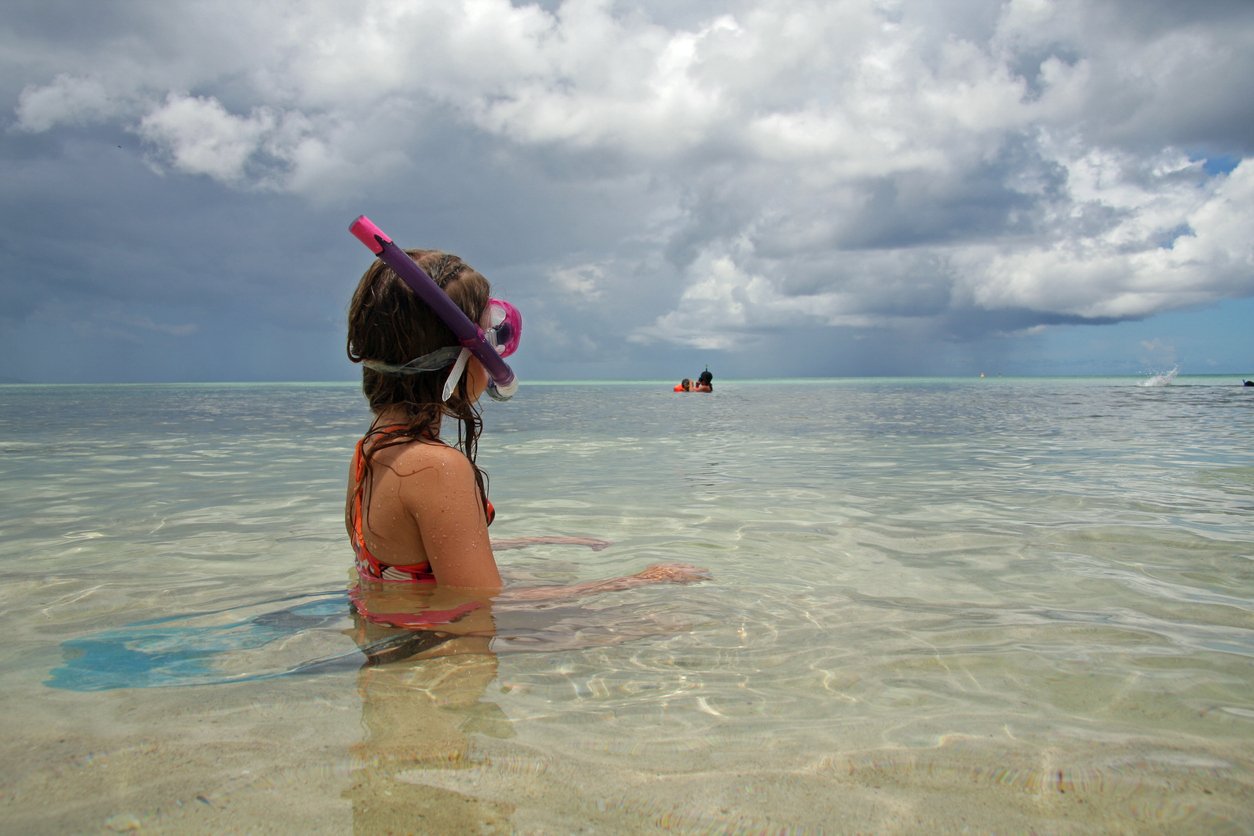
[{"x1": 2, "y1": 0, "x2": 1251, "y2": 383}]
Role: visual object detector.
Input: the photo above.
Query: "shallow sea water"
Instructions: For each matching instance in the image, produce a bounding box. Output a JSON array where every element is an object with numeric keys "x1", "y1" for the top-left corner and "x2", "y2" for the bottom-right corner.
[{"x1": 1, "y1": 378, "x2": 1252, "y2": 833}]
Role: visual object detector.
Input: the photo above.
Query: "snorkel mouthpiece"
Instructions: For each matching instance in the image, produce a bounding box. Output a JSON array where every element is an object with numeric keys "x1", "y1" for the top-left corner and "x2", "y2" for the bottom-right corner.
[{"x1": 349, "y1": 215, "x2": 518, "y2": 401}]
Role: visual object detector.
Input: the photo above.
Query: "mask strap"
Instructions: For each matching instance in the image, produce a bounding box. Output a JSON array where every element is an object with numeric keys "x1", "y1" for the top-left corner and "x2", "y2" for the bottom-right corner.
[
  {"x1": 361, "y1": 345, "x2": 463, "y2": 375},
  {"x1": 441, "y1": 348, "x2": 472, "y2": 401}
]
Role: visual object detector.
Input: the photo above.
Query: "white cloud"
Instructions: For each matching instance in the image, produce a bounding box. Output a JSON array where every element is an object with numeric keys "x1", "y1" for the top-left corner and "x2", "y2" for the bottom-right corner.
[
  {"x1": 550, "y1": 264, "x2": 605, "y2": 301},
  {"x1": 134, "y1": 93, "x2": 340, "y2": 192},
  {"x1": 15, "y1": 74, "x2": 121, "y2": 131},
  {"x1": 958, "y1": 158, "x2": 1253, "y2": 320},
  {"x1": 138, "y1": 94, "x2": 277, "y2": 184}
]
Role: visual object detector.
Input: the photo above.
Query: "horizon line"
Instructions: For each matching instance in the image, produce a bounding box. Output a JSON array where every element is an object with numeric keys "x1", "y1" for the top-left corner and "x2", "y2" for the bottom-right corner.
[{"x1": 3, "y1": 372, "x2": 1250, "y2": 386}]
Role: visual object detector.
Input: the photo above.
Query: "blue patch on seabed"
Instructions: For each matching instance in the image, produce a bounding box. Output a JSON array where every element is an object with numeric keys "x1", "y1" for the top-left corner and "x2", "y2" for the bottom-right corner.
[{"x1": 45, "y1": 591, "x2": 372, "y2": 691}]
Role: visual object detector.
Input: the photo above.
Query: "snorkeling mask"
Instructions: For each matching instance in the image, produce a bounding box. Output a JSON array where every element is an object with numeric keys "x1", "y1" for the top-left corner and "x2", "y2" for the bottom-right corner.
[
  {"x1": 428, "y1": 298, "x2": 522, "y2": 401},
  {"x1": 484, "y1": 298, "x2": 522, "y2": 359},
  {"x1": 350, "y1": 216, "x2": 521, "y2": 401}
]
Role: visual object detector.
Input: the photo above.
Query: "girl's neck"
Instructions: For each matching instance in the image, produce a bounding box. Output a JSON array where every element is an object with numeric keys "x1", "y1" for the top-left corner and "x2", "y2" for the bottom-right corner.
[{"x1": 374, "y1": 406, "x2": 441, "y2": 436}]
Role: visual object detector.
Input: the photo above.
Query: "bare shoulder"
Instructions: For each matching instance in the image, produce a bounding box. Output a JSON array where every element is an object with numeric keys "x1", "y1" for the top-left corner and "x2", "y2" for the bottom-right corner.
[
  {"x1": 392, "y1": 440, "x2": 495, "y2": 588},
  {"x1": 387, "y1": 440, "x2": 475, "y2": 483},
  {"x1": 388, "y1": 441, "x2": 479, "y2": 511}
]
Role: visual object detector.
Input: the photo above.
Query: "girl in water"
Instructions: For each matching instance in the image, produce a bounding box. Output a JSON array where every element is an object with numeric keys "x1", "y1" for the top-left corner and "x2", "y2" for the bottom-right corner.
[
  {"x1": 342, "y1": 242, "x2": 706, "y2": 794},
  {"x1": 346, "y1": 246, "x2": 705, "y2": 603}
]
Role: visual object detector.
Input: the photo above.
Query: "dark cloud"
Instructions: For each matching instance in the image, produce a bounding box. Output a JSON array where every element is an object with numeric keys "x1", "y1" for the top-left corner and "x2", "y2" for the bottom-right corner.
[{"x1": 2, "y1": 0, "x2": 1252, "y2": 382}]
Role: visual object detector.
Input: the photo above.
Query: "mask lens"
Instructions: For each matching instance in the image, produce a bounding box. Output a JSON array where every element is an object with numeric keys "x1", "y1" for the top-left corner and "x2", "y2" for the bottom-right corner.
[{"x1": 485, "y1": 298, "x2": 522, "y2": 357}]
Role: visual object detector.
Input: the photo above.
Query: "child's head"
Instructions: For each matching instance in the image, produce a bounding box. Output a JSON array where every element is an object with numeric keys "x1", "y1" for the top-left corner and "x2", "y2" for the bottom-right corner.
[
  {"x1": 347, "y1": 249, "x2": 490, "y2": 415},
  {"x1": 680, "y1": 378, "x2": 691, "y2": 391}
]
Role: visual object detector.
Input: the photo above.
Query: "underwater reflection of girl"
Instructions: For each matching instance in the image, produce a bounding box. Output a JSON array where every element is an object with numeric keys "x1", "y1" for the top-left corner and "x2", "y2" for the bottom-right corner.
[
  {"x1": 346, "y1": 577, "x2": 496, "y2": 667},
  {"x1": 342, "y1": 558, "x2": 708, "y2": 831}
]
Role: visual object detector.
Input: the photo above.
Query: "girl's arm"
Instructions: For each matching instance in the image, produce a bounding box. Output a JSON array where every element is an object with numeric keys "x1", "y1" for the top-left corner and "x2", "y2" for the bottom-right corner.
[
  {"x1": 499, "y1": 563, "x2": 709, "y2": 602},
  {"x1": 492, "y1": 536, "x2": 612, "y2": 551},
  {"x1": 489, "y1": 537, "x2": 708, "y2": 598},
  {"x1": 401, "y1": 444, "x2": 503, "y2": 591}
]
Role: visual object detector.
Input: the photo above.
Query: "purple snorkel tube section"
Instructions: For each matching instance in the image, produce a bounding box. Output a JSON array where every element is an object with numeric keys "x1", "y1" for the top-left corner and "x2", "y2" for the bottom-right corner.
[{"x1": 349, "y1": 216, "x2": 518, "y2": 398}]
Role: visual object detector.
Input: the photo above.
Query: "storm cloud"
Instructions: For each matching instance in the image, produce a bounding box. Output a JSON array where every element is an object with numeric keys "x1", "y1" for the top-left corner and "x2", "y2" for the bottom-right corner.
[{"x1": 2, "y1": 0, "x2": 1251, "y2": 381}]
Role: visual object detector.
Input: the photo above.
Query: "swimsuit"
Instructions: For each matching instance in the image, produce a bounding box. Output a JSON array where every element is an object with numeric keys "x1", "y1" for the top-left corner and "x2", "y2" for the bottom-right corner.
[{"x1": 350, "y1": 425, "x2": 494, "y2": 584}]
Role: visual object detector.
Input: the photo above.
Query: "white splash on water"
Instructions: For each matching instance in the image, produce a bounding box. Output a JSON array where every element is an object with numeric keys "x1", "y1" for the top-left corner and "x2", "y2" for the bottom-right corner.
[{"x1": 1140, "y1": 366, "x2": 1179, "y2": 387}]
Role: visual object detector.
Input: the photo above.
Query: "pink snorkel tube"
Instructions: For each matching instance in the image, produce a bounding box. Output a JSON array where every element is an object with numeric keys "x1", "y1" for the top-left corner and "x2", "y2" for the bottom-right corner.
[{"x1": 349, "y1": 215, "x2": 519, "y2": 401}]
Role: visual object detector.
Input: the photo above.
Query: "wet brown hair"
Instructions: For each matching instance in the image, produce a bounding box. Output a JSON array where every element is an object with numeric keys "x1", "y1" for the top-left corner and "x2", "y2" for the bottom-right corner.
[{"x1": 346, "y1": 249, "x2": 491, "y2": 529}]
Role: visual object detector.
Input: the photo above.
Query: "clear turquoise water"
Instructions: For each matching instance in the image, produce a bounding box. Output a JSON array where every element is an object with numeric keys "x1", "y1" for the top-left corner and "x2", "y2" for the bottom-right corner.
[{"x1": 1, "y1": 378, "x2": 1252, "y2": 831}]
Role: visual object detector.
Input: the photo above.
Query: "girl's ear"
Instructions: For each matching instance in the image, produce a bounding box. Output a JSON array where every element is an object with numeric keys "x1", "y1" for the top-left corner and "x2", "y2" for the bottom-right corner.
[{"x1": 464, "y1": 355, "x2": 490, "y2": 402}]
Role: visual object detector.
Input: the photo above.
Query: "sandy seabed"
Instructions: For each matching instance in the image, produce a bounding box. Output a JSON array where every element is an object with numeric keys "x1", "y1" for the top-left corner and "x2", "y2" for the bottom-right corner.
[{"x1": 4, "y1": 653, "x2": 1251, "y2": 835}]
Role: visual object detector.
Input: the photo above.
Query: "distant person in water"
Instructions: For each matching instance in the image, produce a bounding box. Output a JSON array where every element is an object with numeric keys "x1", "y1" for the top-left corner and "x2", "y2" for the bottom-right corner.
[{"x1": 674, "y1": 370, "x2": 713, "y2": 393}]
